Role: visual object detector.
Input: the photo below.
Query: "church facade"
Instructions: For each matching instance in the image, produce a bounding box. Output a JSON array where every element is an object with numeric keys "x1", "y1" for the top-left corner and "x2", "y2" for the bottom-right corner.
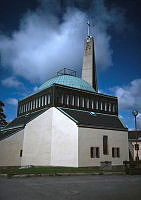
[{"x1": 0, "y1": 32, "x2": 129, "y2": 167}]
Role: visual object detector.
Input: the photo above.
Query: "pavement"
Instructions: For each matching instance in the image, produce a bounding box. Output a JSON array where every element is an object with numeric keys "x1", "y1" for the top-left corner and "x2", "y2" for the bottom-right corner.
[{"x1": 0, "y1": 175, "x2": 141, "y2": 200}]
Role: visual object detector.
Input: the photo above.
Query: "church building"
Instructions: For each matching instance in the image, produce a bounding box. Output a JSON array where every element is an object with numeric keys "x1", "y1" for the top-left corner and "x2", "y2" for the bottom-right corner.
[{"x1": 0, "y1": 25, "x2": 129, "y2": 167}]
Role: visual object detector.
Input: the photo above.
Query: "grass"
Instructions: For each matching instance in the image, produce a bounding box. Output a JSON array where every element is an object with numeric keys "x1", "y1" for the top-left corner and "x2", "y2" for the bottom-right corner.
[{"x1": 0, "y1": 166, "x2": 124, "y2": 176}]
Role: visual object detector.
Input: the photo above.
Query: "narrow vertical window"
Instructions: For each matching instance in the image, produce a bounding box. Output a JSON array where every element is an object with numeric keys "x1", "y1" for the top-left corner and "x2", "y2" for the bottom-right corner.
[
  {"x1": 117, "y1": 148, "x2": 120, "y2": 157},
  {"x1": 48, "y1": 94, "x2": 51, "y2": 104},
  {"x1": 100, "y1": 102, "x2": 103, "y2": 110},
  {"x1": 38, "y1": 97, "x2": 41, "y2": 107},
  {"x1": 109, "y1": 103, "x2": 111, "y2": 112},
  {"x1": 77, "y1": 97, "x2": 80, "y2": 107},
  {"x1": 61, "y1": 95, "x2": 64, "y2": 104},
  {"x1": 90, "y1": 147, "x2": 94, "y2": 158},
  {"x1": 30, "y1": 101, "x2": 33, "y2": 110},
  {"x1": 96, "y1": 101, "x2": 98, "y2": 109},
  {"x1": 82, "y1": 97, "x2": 84, "y2": 107},
  {"x1": 92, "y1": 100, "x2": 94, "y2": 109},
  {"x1": 36, "y1": 98, "x2": 38, "y2": 108},
  {"x1": 105, "y1": 102, "x2": 107, "y2": 111},
  {"x1": 103, "y1": 136, "x2": 108, "y2": 155},
  {"x1": 33, "y1": 99, "x2": 35, "y2": 109},
  {"x1": 41, "y1": 96, "x2": 44, "y2": 106},
  {"x1": 20, "y1": 150, "x2": 23, "y2": 157},
  {"x1": 113, "y1": 104, "x2": 115, "y2": 113},
  {"x1": 44, "y1": 95, "x2": 47, "y2": 105},
  {"x1": 28, "y1": 102, "x2": 30, "y2": 111},
  {"x1": 86, "y1": 99, "x2": 89, "y2": 108},
  {"x1": 72, "y1": 96, "x2": 74, "y2": 106},
  {"x1": 66, "y1": 95, "x2": 69, "y2": 105}
]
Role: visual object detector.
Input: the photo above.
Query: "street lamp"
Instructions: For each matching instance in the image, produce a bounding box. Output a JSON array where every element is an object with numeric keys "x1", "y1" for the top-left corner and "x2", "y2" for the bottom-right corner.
[{"x1": 132, "y1": 110, "x2": 139, "y2": 164}]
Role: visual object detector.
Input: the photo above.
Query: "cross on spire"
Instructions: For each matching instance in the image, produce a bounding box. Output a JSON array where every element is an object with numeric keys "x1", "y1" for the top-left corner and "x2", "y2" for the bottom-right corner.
[{"x1": 87, "y1": 20, "x2": 90, "y2": 37}]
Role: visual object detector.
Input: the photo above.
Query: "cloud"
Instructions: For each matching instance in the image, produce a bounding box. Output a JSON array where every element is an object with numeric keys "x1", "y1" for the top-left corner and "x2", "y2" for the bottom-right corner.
[
  {"x1": 137, "y1": 113, "x2": 141, "y2": 130},
  {"x1": 114, "y1": 79, "x2": 141, "y2": 111},
  {"x1": 0, "y1": 0, "x2": 126, "y2": 82},
  {"x1": 1, "y1": 76, "x2": 23, "y2": 88},
  {"x1": 6, "y1": 98, "x2": 18, "y2": 106}
]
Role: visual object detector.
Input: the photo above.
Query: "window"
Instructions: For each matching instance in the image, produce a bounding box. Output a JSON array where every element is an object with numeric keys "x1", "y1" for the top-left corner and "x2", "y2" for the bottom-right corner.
[
  {"x1": 57, "y1": 96, "x2": 63, "y2": 104},
  {"x1": 109, "y1": 103, "x2": 111, "y2": 112},
  {"x1": 82, "y1": 97, "x2": 84, "y2": 107},
  {"x1": 28, "y1": 102, "x2": 30, "y2": 111},
  {"x1": 135, "y1": 144, "x2": 139, "y2": 150},
  {"x1": 35, "y1": 98, "x2": 38, "y2": 108},
  {"x1": 86, "y1": 99, "x2": 89, "y2": 108},
  {"x1": 100, "y1": 102, "x2": 103, "y2": 110},
  {"x1": 70, "y1": 95, "x2": 74, "y2": 106},
  {"x1": 66, "y1": 95, "x2": 69, "y2": 105},
  {"x1": 38, "y1": 97, "x2": 41, "y2": 107},
  {"x1": 91, "y1": 100, "x2": 94, "y2": 109},
  {"x1": 113, "y1": 104, "x2": 115, "y2": 113},
  {"x1": 112, "y1": 148, "x2": 120, "y2": 158},
  {"x1": 48, "y1": 95, "x2": 51, "y2": 104},
  {"x1": 23, "y1": 104, "x2": 25, "y2": 113},
  {"x1": 20, "y1": 150, "x2": 23, "y2": 157},
  {"x1": 41, "y1": 96, "x2": 44, "y2": 106},
  {"x1": 44, "y1": 95, "x2": 47, "y2": 105},
  {"x1": 33, "y1": 99, "x2": 35, "y2": 109},
  {"x1": 90, "y1": 147, "x2": 100, "y2": 158},
  {"x1": 96, "y1": 100, "x2": 98, "y2": 109},
  {"x1": 75, "y1": 96, "x2": 79, "y2": 107},
  {"x1": 105, "y1": 102, "x2": 107, "y2": 111},
  {"x1": 103, "y1": 136, "x2": 108, "y2": 155}
]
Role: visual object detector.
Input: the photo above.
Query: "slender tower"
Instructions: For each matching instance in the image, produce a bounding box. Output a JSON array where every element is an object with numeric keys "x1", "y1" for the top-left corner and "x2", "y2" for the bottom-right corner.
[{"x1": 82, "y1": 21, "x2": 98, "y2": 92}]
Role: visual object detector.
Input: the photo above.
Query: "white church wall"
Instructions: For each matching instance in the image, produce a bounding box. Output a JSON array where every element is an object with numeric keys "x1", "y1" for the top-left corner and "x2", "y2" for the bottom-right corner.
[
  {"x1": 51, "y1": 108, "x2": 78, "y2": 167},
  {"x1": 0, "y1": 129, "x2": 24, "y2": 166},
  {"x1": 78, "y1": 127, "x2": 129, "y2": 167},
  {"x1": 21, "y1": 109, "x2": 53, "y2": 166}
]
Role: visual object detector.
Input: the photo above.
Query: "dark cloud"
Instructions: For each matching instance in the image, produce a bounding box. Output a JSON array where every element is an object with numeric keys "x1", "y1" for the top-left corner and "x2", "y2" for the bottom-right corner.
[{"x1": 0, "y1": 0, "x2": 126, "y2": 83}]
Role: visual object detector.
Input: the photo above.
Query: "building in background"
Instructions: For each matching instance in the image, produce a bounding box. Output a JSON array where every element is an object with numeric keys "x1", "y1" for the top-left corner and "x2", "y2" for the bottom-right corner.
[
  {"x1": 128, "y1": 131, "x2": 141, "y2": 161},
  {"x1": 0, "y1": 26, "x2": 129, "y2": 167}
]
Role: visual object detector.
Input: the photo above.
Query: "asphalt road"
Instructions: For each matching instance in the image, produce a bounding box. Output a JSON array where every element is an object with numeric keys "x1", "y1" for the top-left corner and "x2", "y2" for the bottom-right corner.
[{"x1": 0, "y1": 175, "x2": 141, "y2": 200}]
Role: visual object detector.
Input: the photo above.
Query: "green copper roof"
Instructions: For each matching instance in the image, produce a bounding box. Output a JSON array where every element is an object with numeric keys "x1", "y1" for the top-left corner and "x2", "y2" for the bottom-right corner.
[{"x1": 38, "y1": 75, "x2": 96, "y2": 93}]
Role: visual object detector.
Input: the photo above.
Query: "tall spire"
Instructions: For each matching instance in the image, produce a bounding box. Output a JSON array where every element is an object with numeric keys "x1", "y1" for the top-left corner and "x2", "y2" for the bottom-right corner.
[
  {"x1": 82, "y1": 21, "x2": 98, "y2": 92},
  {"x1": 87, "y1": 20, "x2": 90, "y2": 37}
]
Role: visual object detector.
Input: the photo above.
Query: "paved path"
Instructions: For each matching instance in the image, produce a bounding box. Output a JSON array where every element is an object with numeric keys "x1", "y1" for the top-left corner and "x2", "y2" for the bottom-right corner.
[{"x1": 0, "y1": 175, "x2": 141, "y2": 200}]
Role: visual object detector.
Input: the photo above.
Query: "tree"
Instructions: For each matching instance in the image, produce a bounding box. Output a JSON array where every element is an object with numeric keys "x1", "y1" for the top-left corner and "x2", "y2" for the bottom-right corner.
[{"x1": 0, "y1": 100, "x2": 8, "y2": 128}]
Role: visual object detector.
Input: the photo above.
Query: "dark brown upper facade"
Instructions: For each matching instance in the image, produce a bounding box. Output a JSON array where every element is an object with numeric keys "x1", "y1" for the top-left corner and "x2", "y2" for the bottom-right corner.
[{"x1": 17, "y1": 83, "x2": 118, "y2": 117}]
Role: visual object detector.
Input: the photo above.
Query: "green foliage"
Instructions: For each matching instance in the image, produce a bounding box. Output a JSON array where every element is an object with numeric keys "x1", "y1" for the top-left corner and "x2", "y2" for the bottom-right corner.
[{"x1": 0, "y1": 100, "x2": 7, "y2": 128}]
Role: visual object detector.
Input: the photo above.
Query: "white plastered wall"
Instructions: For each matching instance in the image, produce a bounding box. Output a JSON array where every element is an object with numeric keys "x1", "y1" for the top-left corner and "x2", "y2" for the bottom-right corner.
[
  {"x1": 21, "y1": 107, "x2": 78, "y2": 167},
  {"x1": 78, "y1": 127, "x2": 129, "y2": 167},
  {"x1": 0, "y1": 129, "x2": 24, "y2": 166},
  {"x1": 21, "y1": 109, "x2": 53, "y2": 166},
  {"x1": 51, "y1": 108, "x2": 78, "y2": 167}
]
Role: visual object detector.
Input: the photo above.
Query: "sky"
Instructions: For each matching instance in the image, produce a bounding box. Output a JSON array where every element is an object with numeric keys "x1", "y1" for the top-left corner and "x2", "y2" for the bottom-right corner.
[{"x1": 0, "y1": 0, "x2": 141, "y2": 130}]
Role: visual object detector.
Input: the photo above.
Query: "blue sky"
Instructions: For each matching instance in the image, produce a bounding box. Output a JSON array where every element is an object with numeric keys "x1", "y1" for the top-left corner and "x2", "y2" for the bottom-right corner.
[{"x1": 0, "y1": 0, "x2": 141, "y2": 130}]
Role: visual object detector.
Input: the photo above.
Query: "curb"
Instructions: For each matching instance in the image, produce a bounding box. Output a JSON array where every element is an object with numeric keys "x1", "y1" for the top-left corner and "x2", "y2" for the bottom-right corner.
[{"x1": 0, "y1": 172, "x2": 126, "y2": 178}]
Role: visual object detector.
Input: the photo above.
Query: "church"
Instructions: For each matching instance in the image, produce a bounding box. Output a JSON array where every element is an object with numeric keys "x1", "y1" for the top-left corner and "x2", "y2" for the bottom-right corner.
[{"x1": 0, "y1": 26, "x2": 129, "y2": 167}]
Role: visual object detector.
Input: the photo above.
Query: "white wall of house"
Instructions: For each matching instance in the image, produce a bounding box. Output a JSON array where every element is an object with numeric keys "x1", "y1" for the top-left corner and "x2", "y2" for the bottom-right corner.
[
  {"x1": 131, "y1": 141, "x2": 141, "y2": 160},
  {"x1": 0, "y1": 130, "x2": 24, "y2": 166},
  {"x1": 21, "y1": 109, "x2": 53, "y2": 166},
  {"x1": 51, "y1": 108, "x2": 78, "y2": 167},
  {"x1": 78, "y1": 127, "x2": 129, "y2": 167}
]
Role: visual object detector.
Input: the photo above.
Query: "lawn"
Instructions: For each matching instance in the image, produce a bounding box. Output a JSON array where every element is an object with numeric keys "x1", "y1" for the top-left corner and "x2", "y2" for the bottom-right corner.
[{"x1": 0, "y1": 166, "x2": 123, "y2": 176}]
